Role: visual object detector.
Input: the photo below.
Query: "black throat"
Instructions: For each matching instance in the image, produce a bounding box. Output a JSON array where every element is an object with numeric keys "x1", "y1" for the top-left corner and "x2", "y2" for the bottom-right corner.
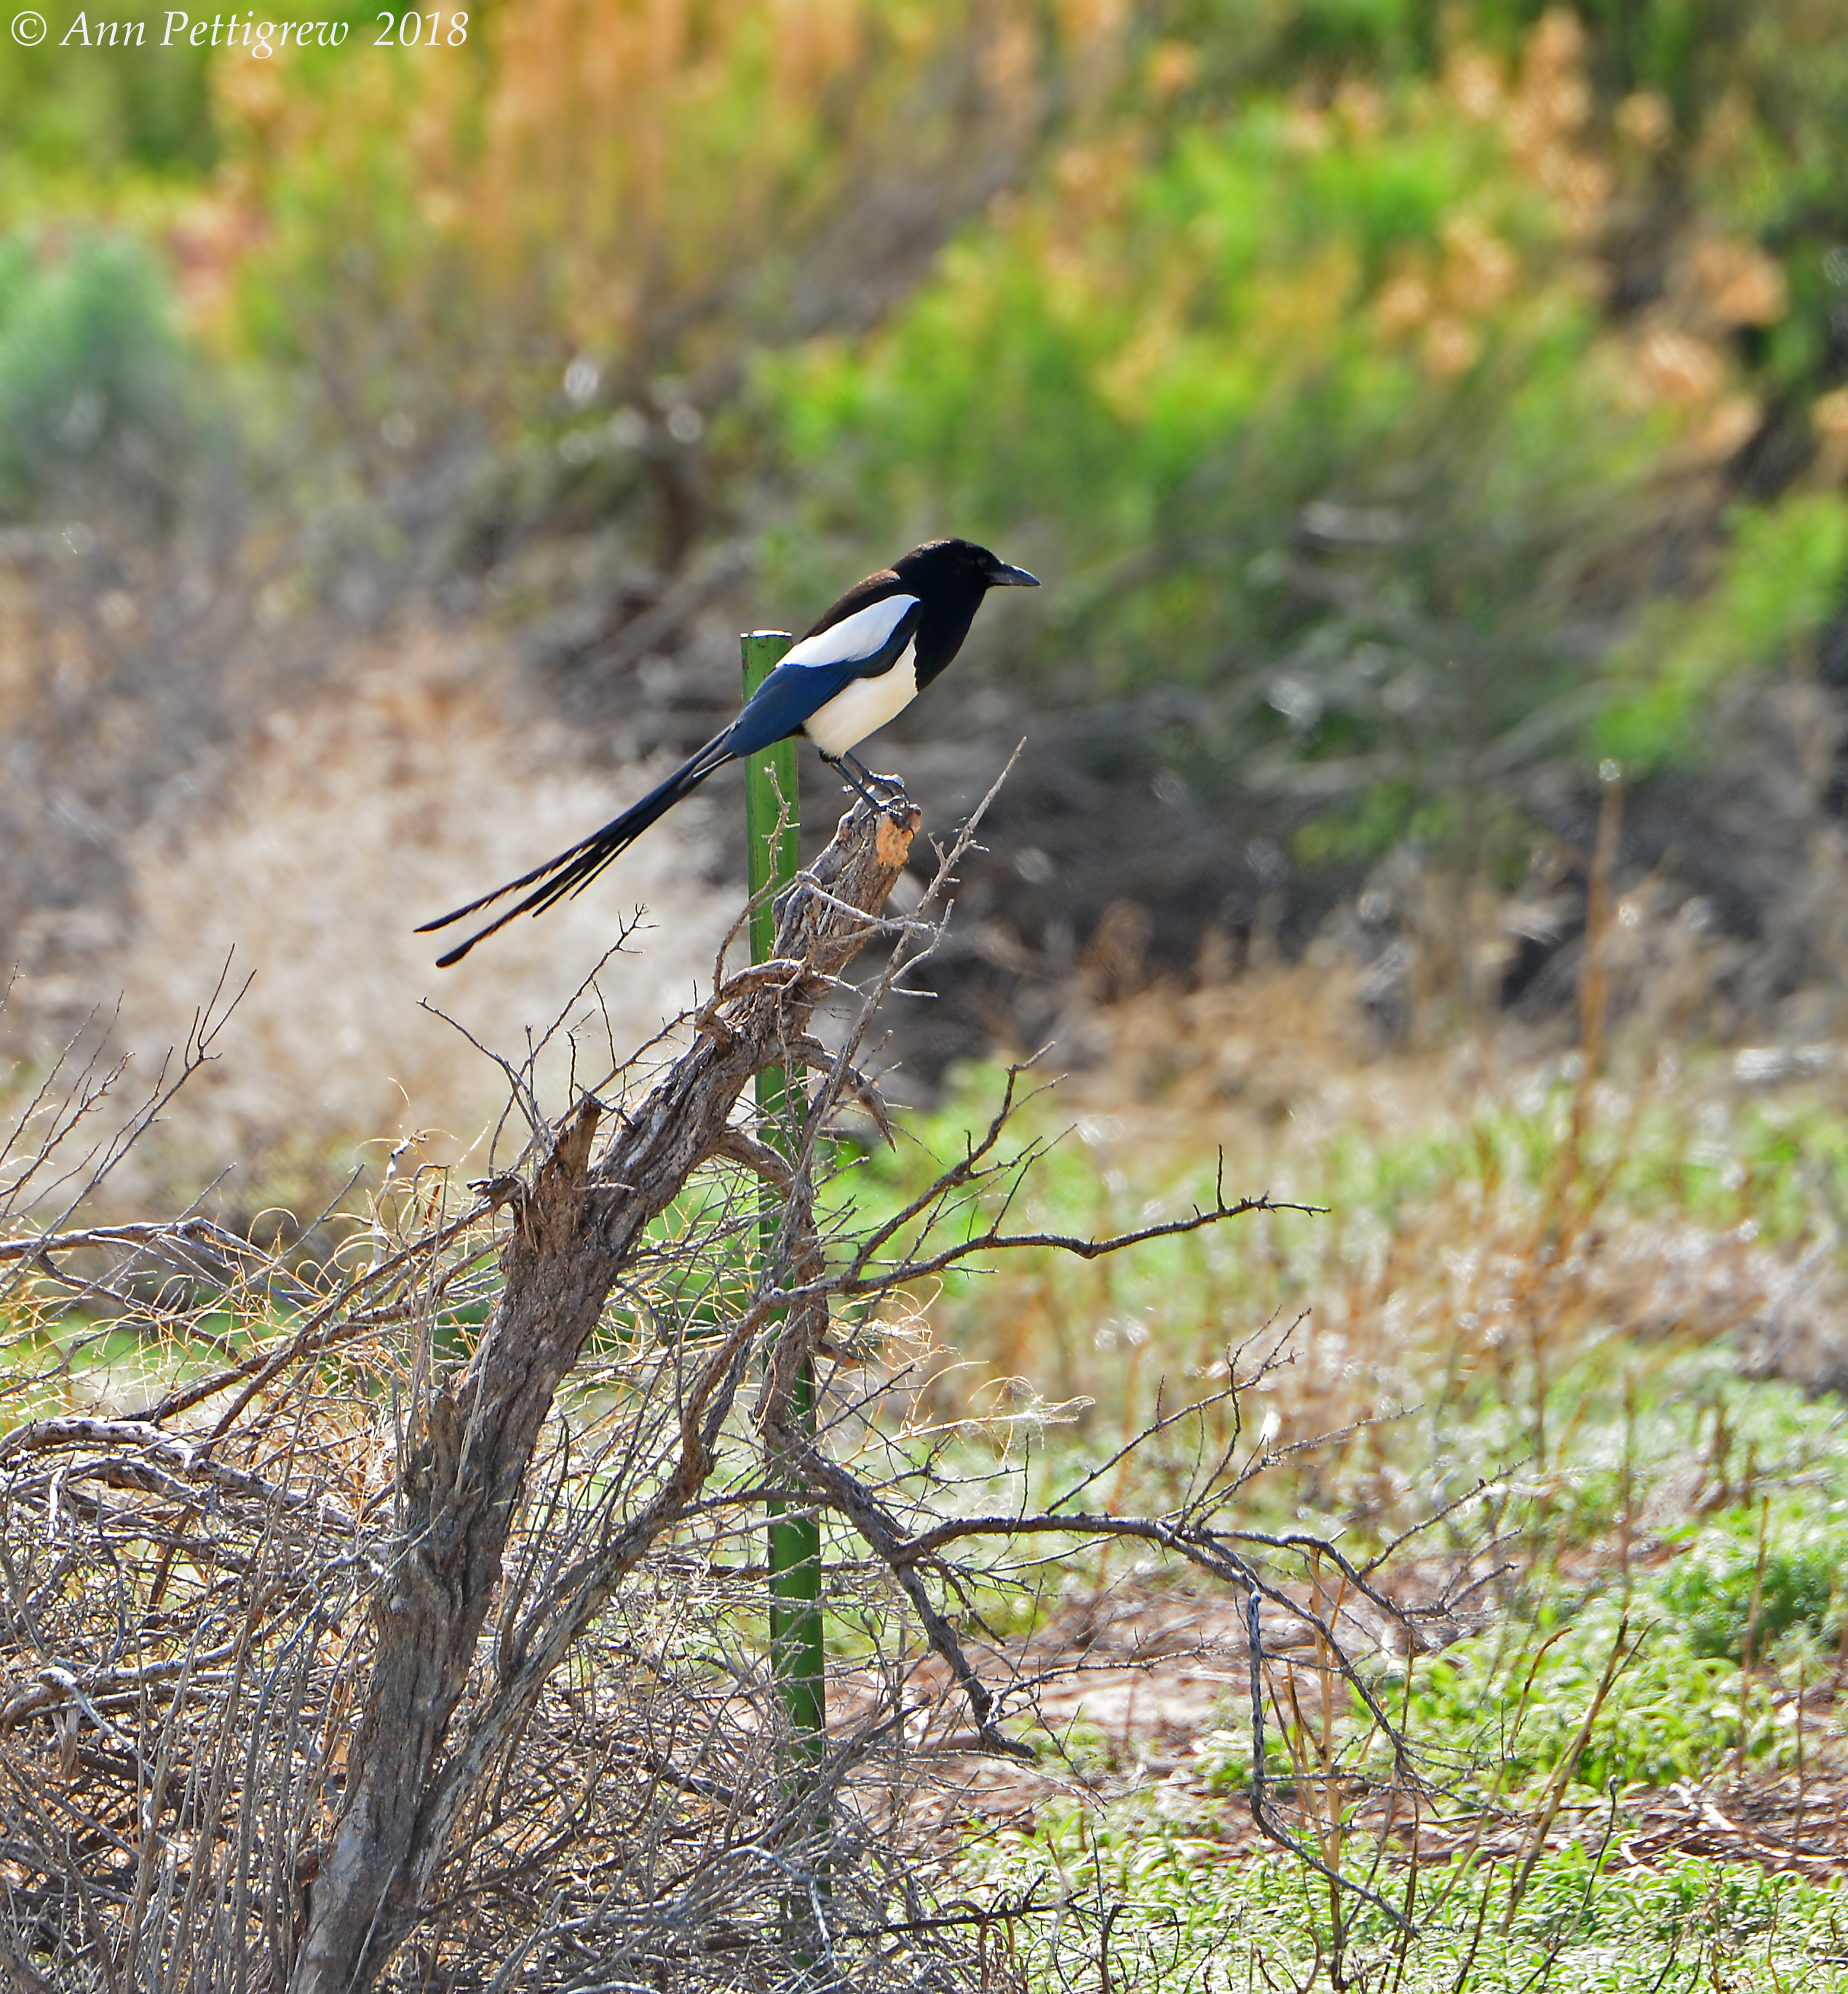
[
  {"x1": 891, "y1": 545, "x2": 994, "y2": 691},
  {"x1": 912, "y1": 582, "x2": 988, "y2": 691}
]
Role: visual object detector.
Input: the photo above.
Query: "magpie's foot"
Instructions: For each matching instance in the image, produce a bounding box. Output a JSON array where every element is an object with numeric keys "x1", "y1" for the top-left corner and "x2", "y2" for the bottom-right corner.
[
  {"x1": 821, "y1": 752, "x2": 885, "y2": 813},
  {"x1": 841, "y1": 751, "x2": 909, "y2": 806}
]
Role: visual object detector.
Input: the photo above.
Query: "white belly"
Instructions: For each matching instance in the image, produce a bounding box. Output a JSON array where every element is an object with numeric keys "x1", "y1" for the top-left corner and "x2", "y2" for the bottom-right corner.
[{"x1": 801, "y1": 645, "x2": 918, "y2": 757}]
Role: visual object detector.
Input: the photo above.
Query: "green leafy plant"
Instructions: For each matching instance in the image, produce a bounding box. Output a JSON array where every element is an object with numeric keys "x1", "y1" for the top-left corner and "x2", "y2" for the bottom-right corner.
[
  {"x1": 1657, "y1": 1500, "x2": 1847, "y2": 1662},
  {"x1": 1408, "y1": 1597, "x2": 1790, "y2": 1795},
  {"x1": 1598, "y1": 493, "x2": 1848, "y2": 770},
  {"x1": 0, "y1": 231, "x2": 197, "y2": 518},
  {"x1": 761, "y1": 17, "x2": 1702, "y2": 878}
]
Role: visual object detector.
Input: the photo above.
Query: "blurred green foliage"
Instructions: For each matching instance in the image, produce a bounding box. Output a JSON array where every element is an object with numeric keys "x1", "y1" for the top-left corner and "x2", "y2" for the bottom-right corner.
[
  {"x1": 0, "y1": 3, "x2": 216, "y2": 199},
  {"x1": 841, "y1": 1050, "x2": 1848, "y2": 1456},
  {"x1": 1657, "y1": 1498, "x2": 1846, "y2": 1661},
  {"x1": 1407, "y1": 1595, "x2": 1789, "y2": 1793},
  {"x1": 0, "y1": 232, "x2": 197, "y2": 518},
  {"x1": 760, "y1": 2, "x2": 1848, "y2": 862},
  {"x1": 1392, "y1": 1495, "x2": 1845, "y2": 1804},
  {"x1": 1598, "y1": 491, "x2": 1848, "y2": 767},
  {"x1": 0, "y1": 0, "x2": 1845, "y2": 871},
  {"x1": 973, "y1": 1801, "x2": 1848, "y2": 1989}
]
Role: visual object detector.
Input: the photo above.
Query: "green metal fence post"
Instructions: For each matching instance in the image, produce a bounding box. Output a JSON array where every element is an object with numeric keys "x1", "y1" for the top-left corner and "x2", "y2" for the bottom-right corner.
[{"x1": 740, "y1": 630, "x2": 827, "y2": 1789}]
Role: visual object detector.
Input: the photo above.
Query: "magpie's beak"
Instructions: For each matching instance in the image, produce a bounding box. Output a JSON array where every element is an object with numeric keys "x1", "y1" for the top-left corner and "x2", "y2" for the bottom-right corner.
[{"x1": 986, "y1": 561, "x2": 1040, "y2": 588}]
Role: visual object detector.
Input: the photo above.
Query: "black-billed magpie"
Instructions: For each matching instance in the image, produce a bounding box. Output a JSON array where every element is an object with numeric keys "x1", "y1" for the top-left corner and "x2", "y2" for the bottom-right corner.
[{"x1": 419, "y1": 537, "x2": 1038, "y2": 965}]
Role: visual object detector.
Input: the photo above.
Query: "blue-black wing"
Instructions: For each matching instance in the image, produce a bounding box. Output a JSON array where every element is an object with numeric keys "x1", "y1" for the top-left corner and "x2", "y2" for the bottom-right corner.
[
  {"x1": 725, "y1": 593, "x2": 923, "y2": 756},
  {"x1": 422, "y1": 592, "x2": 924, "y2": 964}
]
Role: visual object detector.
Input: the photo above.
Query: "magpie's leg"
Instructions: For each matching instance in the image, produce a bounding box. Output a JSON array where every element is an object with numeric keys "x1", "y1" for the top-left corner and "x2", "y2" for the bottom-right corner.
[
  {"x1": 841, "y1": 750, "x2": 907, "y2": 802},
  {"x1": 820, "y1": 751, "x2": 886, "y2": 813}
]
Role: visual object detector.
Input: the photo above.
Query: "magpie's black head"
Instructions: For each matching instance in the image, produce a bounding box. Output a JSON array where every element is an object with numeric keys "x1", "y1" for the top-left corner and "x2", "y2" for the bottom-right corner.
[{"x1": 894, "y1": 537, "x2": 1039, "y2": 597}]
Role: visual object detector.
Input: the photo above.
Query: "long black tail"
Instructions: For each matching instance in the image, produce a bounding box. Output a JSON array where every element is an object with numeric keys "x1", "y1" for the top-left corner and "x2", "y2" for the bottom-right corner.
[{"x1": 418, "y1": 732, "x2": 737, "y2": 967}]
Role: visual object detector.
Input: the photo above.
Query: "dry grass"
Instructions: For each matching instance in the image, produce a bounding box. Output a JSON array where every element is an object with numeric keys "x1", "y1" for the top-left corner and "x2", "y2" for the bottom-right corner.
[
  {"x1": 892, "y1": 947, "x2": 1848, "y2": 1468},
  {"x1": 820, "y1": 950, "x2": 1848, "y2": 1987},
  {"x1": 0, "y1": 1267, "x2": 972, "y2": 1990},
  {"x1": 2, "y1": 785, "x2": 1392, "y2": 1990},
  {"x1": 25, "y1": 623, "x2": 736, "y2": 1220},
  {"x1": 0, "y1": 795, "x2": 1003, "y2": 1990},
  {"x1": 9, "y1": 740, "x2": 1848, "y2": 1985}
]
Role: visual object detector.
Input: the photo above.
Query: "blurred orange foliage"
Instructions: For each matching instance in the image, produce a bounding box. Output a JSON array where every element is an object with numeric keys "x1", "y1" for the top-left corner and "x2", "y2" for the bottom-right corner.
[{"x1": 202, "y1": 0, "x2": 1061, "y2": 402}]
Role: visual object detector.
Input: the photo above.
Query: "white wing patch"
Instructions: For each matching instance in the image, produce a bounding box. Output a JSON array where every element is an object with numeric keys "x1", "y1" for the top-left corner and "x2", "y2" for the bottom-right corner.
[
  {"x1": 781, "y1": 593, "x2": 920, "y2": 670},
  {"x1": 802, "y1": 641, "x2": 919, "y2": 756}
]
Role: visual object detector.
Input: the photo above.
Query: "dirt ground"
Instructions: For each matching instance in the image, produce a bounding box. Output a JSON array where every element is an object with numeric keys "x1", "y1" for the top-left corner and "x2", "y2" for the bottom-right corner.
[{"x1": 897, "y1": 1579, "x2": 1848, "y2": 1881}]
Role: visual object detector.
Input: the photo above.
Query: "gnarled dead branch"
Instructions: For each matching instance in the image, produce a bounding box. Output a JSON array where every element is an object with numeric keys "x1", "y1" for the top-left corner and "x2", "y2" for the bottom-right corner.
[
  {"x1": 293, "y1": 796, "x2": 925, "y2": 1991},
  {"x1": 0, "y1": 775, "x2": 1446, "y2": 1994}
]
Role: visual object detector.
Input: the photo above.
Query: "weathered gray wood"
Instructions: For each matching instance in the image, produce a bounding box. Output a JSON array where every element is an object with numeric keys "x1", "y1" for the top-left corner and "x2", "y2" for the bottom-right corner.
[{"x1": 289, "y1": 799, "x2": 919, "y2": 1994}]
